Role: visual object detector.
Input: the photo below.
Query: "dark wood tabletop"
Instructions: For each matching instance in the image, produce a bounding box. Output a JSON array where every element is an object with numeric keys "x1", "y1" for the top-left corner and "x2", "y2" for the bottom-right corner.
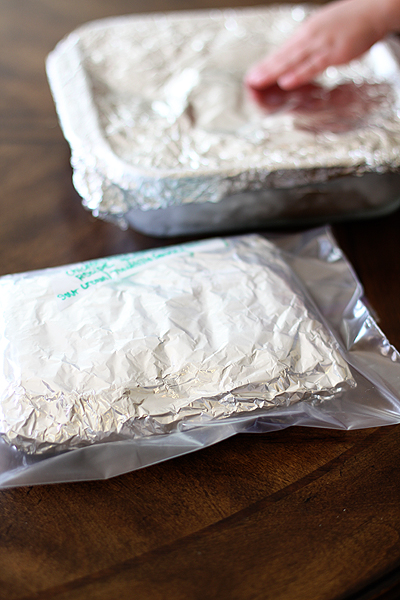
[{"x1": 1, "y1": 1, "x2": 400, "y2": 599}]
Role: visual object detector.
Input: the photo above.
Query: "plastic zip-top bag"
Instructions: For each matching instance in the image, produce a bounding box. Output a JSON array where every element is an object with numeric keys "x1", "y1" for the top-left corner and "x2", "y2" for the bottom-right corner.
[{"x1": 0, "y1": 228, "x2": 399, "y2": 487}]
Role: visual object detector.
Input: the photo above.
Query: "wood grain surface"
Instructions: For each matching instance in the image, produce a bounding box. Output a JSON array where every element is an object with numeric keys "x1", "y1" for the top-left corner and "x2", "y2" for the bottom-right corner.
[{"x1": 1, "y1": 1, "x2": 400, "y2": 599}]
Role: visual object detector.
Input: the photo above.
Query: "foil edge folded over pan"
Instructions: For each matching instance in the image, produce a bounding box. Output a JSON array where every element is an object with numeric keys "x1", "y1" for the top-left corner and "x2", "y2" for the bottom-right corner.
[{"x1": 46, "y1": 5, "x2": 400, "y2": 224}]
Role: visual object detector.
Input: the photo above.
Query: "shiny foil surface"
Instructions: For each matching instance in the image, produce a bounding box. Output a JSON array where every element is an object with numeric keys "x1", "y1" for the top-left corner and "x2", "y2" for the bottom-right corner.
[
  {"x1": 0, "y1": 235, "x2": 354, "y2": 454},
  {"x1": 46, "y1": 5, "x2": 400, "y2": 228}
]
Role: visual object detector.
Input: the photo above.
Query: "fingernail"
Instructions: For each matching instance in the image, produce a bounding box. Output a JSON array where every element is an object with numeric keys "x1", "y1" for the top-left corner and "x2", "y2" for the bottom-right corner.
[{"x1": 245, "y1": 70, "x2": 265, "y2": 88}]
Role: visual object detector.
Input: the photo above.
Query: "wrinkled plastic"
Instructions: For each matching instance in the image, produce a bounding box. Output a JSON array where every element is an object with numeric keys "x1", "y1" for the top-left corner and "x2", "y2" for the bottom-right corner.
[{"x1": 0, "y1": 227, "x2": 399, "y2": 488}]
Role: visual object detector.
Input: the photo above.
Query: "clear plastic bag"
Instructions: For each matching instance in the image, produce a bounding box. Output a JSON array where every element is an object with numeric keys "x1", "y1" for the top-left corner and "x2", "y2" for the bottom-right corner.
[{"x1": 0, "y1": 227, "x2": 399, "y2": 488}]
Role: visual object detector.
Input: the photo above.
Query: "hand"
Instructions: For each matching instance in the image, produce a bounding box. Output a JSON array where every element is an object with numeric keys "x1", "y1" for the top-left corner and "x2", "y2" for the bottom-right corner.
[{"x1": 245, "y1": 0, "x2": 394, "y2": 91}]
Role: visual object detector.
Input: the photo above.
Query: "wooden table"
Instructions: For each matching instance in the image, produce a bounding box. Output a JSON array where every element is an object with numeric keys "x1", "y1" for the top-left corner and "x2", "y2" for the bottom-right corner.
[{"x1": 1, "y1": 1, "x2": 400, "y2": 598}]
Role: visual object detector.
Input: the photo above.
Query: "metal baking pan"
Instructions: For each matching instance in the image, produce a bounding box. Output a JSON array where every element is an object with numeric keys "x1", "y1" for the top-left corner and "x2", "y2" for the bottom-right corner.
[{"x1": 46, "y1": 5, "x2": 400, "y2": 236}]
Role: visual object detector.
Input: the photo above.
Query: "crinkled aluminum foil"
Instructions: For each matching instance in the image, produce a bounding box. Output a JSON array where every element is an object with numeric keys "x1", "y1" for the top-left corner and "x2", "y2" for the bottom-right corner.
[
  {"x1": 46, "y1": 6, "x2": 400, "y2": 230},
  {"x1": 0, "y1": 235, "x2": 354, "y2": 454}
]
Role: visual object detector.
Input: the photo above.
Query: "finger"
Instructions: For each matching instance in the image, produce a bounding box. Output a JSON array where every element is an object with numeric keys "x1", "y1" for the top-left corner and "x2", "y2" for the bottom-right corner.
[
  {"x1": 245, "y1": 63, "x2": 283, "y2": 89},
  {"x1": 245, "y1": 45, "x2": 310, "y2": 89},
  {"x1": 277, "y1": 51, "x2": 331, "y2": 90}
]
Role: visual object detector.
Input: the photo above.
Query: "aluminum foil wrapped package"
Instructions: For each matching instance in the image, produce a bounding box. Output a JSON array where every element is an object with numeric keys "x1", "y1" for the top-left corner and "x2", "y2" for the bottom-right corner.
[
  {"x1": 46, "y1": 6, "x2": 400, "y2": 235},
  {"x1": 0, "y1": 234, "x2": 353, "y2": 454},
  {"x1": 1, "y1": 228, "x2": 400, "y2": 488}
]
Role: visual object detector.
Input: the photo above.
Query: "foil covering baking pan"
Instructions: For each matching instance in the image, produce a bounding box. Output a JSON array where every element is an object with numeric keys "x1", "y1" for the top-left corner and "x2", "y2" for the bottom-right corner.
[
  {"x1": 0, "y1": 234, "x2": 354, "y2": 454},
  {"x1": 46, "y1": 5, "x2": 400, "y2": 235}
]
